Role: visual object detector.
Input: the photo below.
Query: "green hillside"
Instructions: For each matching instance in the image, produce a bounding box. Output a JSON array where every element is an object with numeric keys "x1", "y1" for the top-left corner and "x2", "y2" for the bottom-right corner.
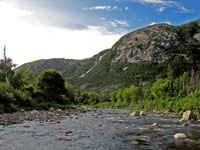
[
  {"x1": 1, "y1": 18, "x2": 200, "y2": 114},
  {"x1": 19, "y1": 19, "x2": 200, "y2": 91}
]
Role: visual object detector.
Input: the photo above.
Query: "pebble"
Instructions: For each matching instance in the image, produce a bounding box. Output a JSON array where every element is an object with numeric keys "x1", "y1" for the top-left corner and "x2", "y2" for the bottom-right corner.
[
  {"x1": 144, "y1": 128, "x2": 152, "y2": 131},
  {"x1": 140, "y1": 111, "x2": 147, "y2": 117},
  {"x1": 49, "y1": 107, "x2": 54, "y2": 111},
  {"x1": 132, "y1": 141, "x2": 140, "y2": 145},
  {"x1": 152, "y1": 123, "x2": 158, "y2": 126},
  {"x1": 130, "y1": 111, "x2": 140, "y2": 116},
  {"x1": 174, "y1": 133, "x2": 187, "y2": 139},
  {"x1": 58, "y1": 137, "x2": 72, "y2": 141},
  {"x1": 20, "y1": 109, "x2": 25, "y2": 112}
]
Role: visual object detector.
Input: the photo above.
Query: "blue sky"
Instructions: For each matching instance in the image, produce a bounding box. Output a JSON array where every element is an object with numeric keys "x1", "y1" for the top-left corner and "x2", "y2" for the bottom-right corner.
[{"x1": 0, "y1": 0, "x2": 199, "y2": 65}]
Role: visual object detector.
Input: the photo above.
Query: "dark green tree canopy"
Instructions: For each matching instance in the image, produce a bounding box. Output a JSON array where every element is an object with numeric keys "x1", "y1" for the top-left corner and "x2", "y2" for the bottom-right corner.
[{"x1": 35, "y1": 69, "x2": 67, "y2": 103}]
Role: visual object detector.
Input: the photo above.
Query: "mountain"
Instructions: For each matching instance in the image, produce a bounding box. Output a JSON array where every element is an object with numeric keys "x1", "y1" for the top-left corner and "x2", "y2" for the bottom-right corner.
[{"x1": 19, "y1": 19, "x2": 200, "y2": 90}]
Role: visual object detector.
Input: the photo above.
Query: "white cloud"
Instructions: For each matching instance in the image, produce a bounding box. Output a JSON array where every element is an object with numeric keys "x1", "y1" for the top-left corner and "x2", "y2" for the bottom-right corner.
[
  {"x1": 149, "y1": 21, "x2": 171, "y2": 26},
  {"x1": 165, "y1": 21, "x2": 171, "y2": 25},
  {"x1": 159, "y1": 7, "x2": 165, "y2": 12},
  {"x1": 88, "y1": 5, "x2": 118, "y2": 11},
  {"x1": 149, "y1": 22, "x2": 156, "y2": 26},
  {"x1": 0, "y1": 2, "x2": 34, "y2": 17},
  {"x1": 111, "y1": 22, "x2": 117, "y2": 27},
  {"x1": 100, "y1": 18, "x2": 106, "y2": 20},
  {"x1": 114, "y1": 20, "x2": 130, "y2": 26},
  {"x1": 109, "y1": 20, "x2": 130, "y2": 27},
  {"x1": 127, "y1": 0, "x2": 190, "y2": 12},
  {"x1": 89, "y1": 6, "x2": 111, "y2": 10},
  {"x1": 112, "y1": 6, "x2": 118, "y2": 10},
  {"x1": 0, "y1": 2, "x2": 122, "y2": 65},
  {"x1": 137, "y1": 0, "x2": 165, "y2": 4}
]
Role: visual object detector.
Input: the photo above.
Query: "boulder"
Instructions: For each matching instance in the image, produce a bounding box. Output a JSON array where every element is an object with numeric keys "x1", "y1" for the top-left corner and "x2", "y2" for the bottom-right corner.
[
  {"x1": 182, "y1": 110, "x2": 197, "y2": 121},
  {"x1": 49, "y1": 107, "x2": 54, "y2": 111},
  {"x1": 56, "y1": 109, "x2": 63, "y2": 113},
  {"x1": 140, "y1": 111, "x2": 147, "y2": 117},
  {"x1": 130, "y1": 111, "x2": 140, "y2": 116},
  {"x1": 174, "y1": 133, "x2": 187, "y2": 139},
  {"x1": 31, "y1": 110, "x2": 39, "y2": 116}
]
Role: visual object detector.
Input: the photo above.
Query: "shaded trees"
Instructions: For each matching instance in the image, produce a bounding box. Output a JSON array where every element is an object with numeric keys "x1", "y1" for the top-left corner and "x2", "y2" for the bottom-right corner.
[{"x1": 35, "y1": 69, "x2": 69, "y2": 104}]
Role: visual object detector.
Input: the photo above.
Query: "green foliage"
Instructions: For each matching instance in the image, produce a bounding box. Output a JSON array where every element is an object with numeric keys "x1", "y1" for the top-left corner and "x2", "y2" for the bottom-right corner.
[
  {"x1": 35, "y1": 69, "x2": 68, "y2": 104},
  {"x1": 0, "y1": 82, "x2": 15, "y2": 106},
  {"x1": 11, "y1": 67, "x2": 35, "y2": 90},
  {"x1": 65, "y1": 82, "x2": 75, "y2": 103},
  {"x1": 77, "y1": 91, "x2": 99, "y2": 105},
  {"x1": 0, "y1": 82, "x2": 15, "y2": 112},
  {"x1": 151, "y1": 79, "x2": 172, "y2": 99},
  {"x1": 178, "y1": 19, "x2": 200, "y2": 37},
  {"x1": 167, "y1": 55, "x2": 188, "y2": 79}
]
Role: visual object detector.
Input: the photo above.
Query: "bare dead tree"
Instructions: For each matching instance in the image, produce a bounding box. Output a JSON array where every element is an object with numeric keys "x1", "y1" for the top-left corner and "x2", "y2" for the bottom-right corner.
[
  {"x1": 0, "y1": 45, "x2": 16, "y2": 82},
  {"x1": 3, "y1": 45, "x2": 9, "y2": 82}
]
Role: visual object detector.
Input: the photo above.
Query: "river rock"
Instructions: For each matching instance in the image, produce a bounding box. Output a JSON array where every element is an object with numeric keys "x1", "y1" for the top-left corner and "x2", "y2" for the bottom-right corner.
[
  {"x1": 31, "y1": 110, "x2": 39, "y2": 116},
  {"x1": 174, "y1": 133, "x2": 187, "y2": 139},
  {"x1": 49, "y1": 107, "x2": 54, "y2": 111},
  {"x1": 182, "y1": 123, "x2": 188, "y2": 127},
  {"x1": 140, "y1": 111, "x2": 147, "y2": 117},
  {"x1": 152, "y1": 123, "x2": 158, "y2": 126},
  {"x1": 58, "y1": 137, "x2": 71, "y2": 141},
  {"x1": 164, "y1": 111, "x2": 169, "y2": 115},
  {"x1": 20, "y1": 109, "x2": 25, "y2": 112},
  {"x1": 182, "y1": 110, "x2": 197, "y2": 121},
  {"x1": 130, "y1": 111, "x2": 140, "y2": 116},
  {"x1": 56, "y1": 109, "x2": 63, "y2": 113}
]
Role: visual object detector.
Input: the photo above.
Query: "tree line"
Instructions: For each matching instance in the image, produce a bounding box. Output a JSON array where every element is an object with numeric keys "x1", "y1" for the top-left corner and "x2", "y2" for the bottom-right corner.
[
  {"x1": 0, "y1": 46, "x2": 75, "y2": 113},
  {"x1": 1, "y1": 45, "x2": 200, "y2": 115}
]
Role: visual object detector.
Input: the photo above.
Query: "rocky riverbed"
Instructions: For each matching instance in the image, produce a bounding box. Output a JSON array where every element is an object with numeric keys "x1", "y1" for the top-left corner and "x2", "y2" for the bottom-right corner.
[{"x1": 0, "y1": 108, "x2": 200, "y2": 150}]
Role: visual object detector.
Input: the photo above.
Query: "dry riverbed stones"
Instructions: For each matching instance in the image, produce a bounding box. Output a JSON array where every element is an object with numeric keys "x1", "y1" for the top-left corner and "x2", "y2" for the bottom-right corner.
[{"x1": 0, "y1": 108, "x2": 90, "y2": 125}]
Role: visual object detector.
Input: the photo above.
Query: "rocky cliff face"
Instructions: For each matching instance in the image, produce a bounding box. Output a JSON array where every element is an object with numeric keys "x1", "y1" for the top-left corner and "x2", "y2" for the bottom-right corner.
[{"x1": 111, "y1": 19, "x2": 200, "y2": 64}]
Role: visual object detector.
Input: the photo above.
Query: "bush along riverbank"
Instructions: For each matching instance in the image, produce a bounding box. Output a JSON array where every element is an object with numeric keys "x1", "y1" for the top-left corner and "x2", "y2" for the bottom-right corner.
[{"x1": 77, "y1": 78, "x2": 200, "y2": 117}]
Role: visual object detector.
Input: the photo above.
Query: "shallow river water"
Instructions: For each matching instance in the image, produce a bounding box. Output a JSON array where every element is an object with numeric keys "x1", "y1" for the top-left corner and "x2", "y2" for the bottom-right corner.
[{"x1": 1, "y1": 109, "x2": 200, "y2": 150}]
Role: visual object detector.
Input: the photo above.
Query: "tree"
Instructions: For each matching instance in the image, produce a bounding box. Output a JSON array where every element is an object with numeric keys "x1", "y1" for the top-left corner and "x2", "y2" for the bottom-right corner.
[
  {"x1": 10, "y1": 67, "x2": 35, "y2": 90},
  {"x1": 0, "y1": 82, "x2": 15, "y2": 111},
  {"x1": 0, "y1": 46, "x2": 16, "y2": 82},
  {"x1": 151, "y1": 78, "x2": 172, "y2": 99},
  {"x1": 35, "y1": 69, "x2": 68, "y2": 104}
]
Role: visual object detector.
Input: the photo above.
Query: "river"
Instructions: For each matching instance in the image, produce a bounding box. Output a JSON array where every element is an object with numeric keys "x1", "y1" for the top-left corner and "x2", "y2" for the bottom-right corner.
[{"x1": 0, "y1": 109, "x2": 200, "y2": 150}]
